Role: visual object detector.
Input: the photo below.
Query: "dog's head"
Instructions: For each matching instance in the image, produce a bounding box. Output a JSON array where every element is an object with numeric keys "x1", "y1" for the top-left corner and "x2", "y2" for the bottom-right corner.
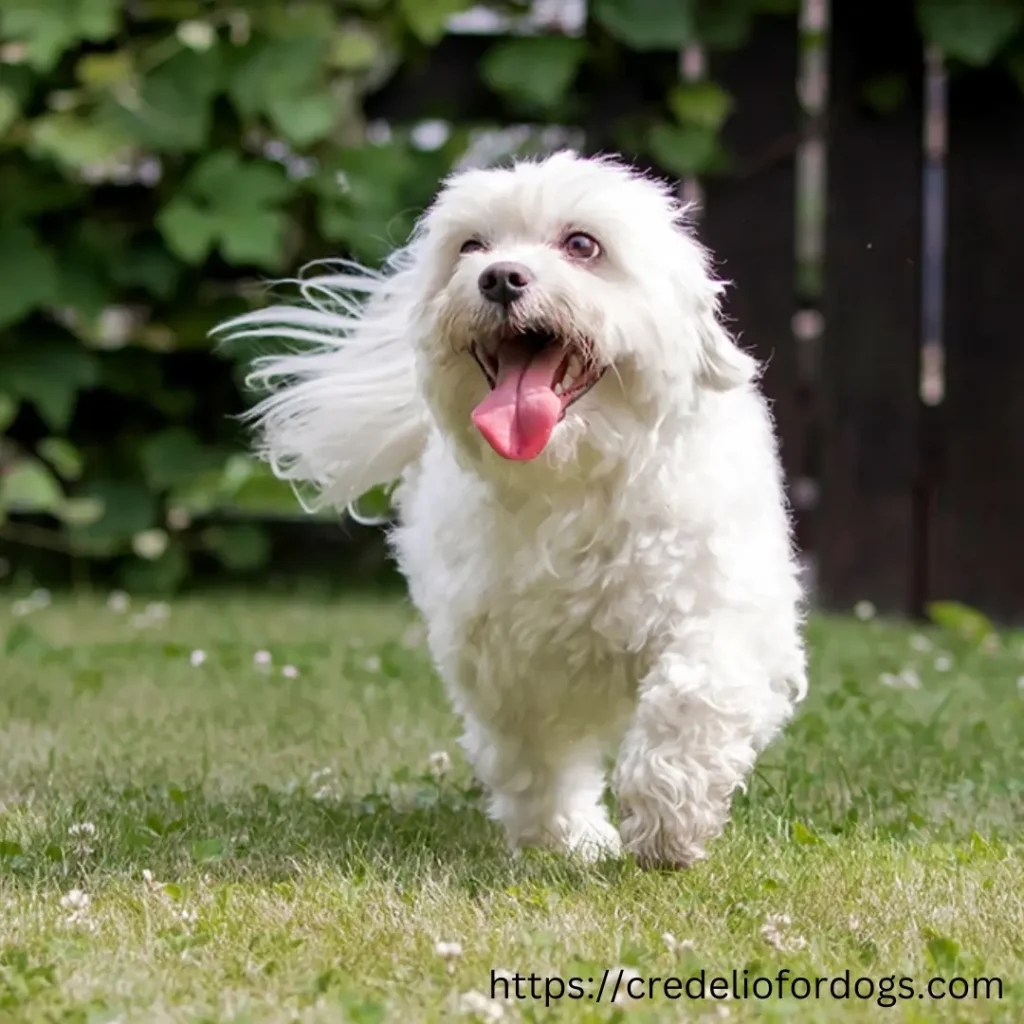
[{"x1": 403, "y1": 151, "x2": 756, "y2": 475}]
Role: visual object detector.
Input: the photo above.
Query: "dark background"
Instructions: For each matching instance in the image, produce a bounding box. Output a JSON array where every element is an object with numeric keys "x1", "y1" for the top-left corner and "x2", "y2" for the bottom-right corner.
[{"x1": 0, "y1": 0, "x2": 1022, "y2": 622}]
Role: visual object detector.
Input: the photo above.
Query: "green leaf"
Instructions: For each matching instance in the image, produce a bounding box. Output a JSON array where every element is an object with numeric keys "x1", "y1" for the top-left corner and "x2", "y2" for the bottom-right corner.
[
  {"x1": 71, "y1": 479, "x2": 157, "y2": 547},
  {"x1": 106, "y1": 47, "x2": 221, "y2": 152},
  {"x1": 592, "y1": 0, "x2": 697, "y2": 50},
  {"x1": 0, "y1": 0, "x2": 121, "y2": 72},
  {"x1": 0, "y1": 86, "x2": 20, "y2": 136},
  {"x1": 926, "y1": 601, "x2": 995, "y2": 645},
  {"x1": 0, "y1": 222, "x2": 59, "y2": 329},
  {"x1": 266, "y1": 92, "x2": 338, "y2": 146},
  {"x1": 0, "y1": 458, "x2": 64, "y2": 514},
  {"x1": 202, "y1": 524, "x2": 271, "y2": 571},
  {"x1": 481, "y1": 36, "x2": 585, "y2": 112},
  {"x1": 156, "y1": 199, "x2": 217, "y2": 265},
  {"x1": 0, "y1": 340, "x2": 99, "y2": 430},
  {"x1": 916, "y1": 0, "x2": 1022, "y2": 65},
  {"x1": 0, "y1": 841, "x2": 24, "y2": 858},
  {"x1": 58, "y1": 496, "x2": 104, "y2": 526},
  {"x1": 330, "y1": 26, "x2": 382, "y2": 71},
  {"x1": 227, "y1": 36, "x2": 326, "y2": 120},
  {"x1": 669, "y1": 81, "x2": 734, "y2": 130},
  {"x1": 139, "y1": 428, "x2": 223, "y2": 490},
  {"x1": 28, "y1": 111, "x2": 134, "y2": 171},
  {"x1": 189, "y1": 150, "x2": 292, "y2": 208},
  {"x1": 160, "y1": 153, "x2": 293, "y2": 269},
  {"x1": 646, "y1": 122, "x2": 719, "y2": 177},
  {"x1": 37, "y1": 438, "x2": 83, "y2": 480},
  {"x1": 219, "y1": 209, "x2": 288, "y2": 267},
  {"x1": 399, "y1": 0, "x2": 475, "y2": 43},
  {"x1": 76, "y1": 50, "x2": 134, "y2": 90}
]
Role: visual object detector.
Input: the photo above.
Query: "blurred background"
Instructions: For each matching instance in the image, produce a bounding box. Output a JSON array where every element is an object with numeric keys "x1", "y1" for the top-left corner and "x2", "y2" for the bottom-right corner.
[{"x1": 0, "y1": 0, "x2": 1021, "y2": 621}]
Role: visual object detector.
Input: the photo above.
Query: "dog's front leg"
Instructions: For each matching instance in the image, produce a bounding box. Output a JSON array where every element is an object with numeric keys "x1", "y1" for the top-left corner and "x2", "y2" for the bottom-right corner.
[
  {"x1": 613, "y1": 643, "x2": 792, "y2": 869},
  {"x1": 461, "y1": 719, "x2": 622, "y2": 861}
]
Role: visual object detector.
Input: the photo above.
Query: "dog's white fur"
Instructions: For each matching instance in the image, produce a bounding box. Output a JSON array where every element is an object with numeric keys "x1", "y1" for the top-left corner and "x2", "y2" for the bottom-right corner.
[{"x1": 219, "y1": 152, "x2": 807, "y2": 867}]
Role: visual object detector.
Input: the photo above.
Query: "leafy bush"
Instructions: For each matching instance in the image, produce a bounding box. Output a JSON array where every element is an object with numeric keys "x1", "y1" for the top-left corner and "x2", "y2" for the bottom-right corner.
[{"x1": 1, "y1": 0, "x2": 1021, "y2": 591}]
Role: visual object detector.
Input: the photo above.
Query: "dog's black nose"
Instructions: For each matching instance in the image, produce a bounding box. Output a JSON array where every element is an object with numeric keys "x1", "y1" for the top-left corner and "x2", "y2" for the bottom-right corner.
[{"x1": 478, "y1": 262, "x2": 532, "y2": 305}]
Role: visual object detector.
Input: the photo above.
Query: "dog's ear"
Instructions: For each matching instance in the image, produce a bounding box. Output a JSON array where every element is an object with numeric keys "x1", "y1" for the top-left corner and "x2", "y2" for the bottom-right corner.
[{"x1": 696, "y1": 306, "x2": 758, "y2": 391}]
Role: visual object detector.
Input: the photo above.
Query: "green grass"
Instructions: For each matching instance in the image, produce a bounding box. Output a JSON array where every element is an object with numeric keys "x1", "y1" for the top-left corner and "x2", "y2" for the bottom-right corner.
[{"x1": 1, "y1": 592, "x2": 1023, "y2": 1023}]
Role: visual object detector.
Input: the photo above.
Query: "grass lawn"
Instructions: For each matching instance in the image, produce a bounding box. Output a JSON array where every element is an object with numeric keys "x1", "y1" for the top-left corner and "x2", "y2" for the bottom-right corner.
[{"x1": 1, "y1": 590, "x2": 1023, "y2": 1023}]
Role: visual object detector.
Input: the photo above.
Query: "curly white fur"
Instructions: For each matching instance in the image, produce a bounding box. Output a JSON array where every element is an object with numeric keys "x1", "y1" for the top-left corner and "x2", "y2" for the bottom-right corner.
[{"x1": 217, "y1": 152, "x2": 807, "y2": 868}]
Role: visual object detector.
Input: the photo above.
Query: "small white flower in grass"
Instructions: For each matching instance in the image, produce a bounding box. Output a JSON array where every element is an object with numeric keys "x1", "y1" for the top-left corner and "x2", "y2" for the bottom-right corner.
[
  {"x1": 312, "y1": 785, "x2": 333, "y2": 802},
  {"x1": 880, "y1": 669, "x2": 921, "y2": 690},
  {"x1": 60, "y1": 889, "x2": 89, "y2": 911},
  {"x1": 281, "y1": 664, "x2": 300, "y2": 679},
  {"x1": 68, "y1": 822, "x2": 96, "y2": 852},
  {"x1": 934, "y1": 654, "x2": 953, "y2": 672},
  {"x1": 107, "y1": 590, "x2": 130, "y2": 613},
  {"x1": 364, "y1": 655, "x2": 381, "y2": 673},
  {"x1": 253, "y1": 650, "x2": 272, "y2": 669},
  {"x1": 457, "y1": 990, "x2": 505, "y2": 1021},
  {"x1": 147, "y1": 601, "x2": 169, "y2": 620},
  {"x1": 760, "y1": 913, "x2": 807, "y2": 954},
  {"x1": 662, "y1": 932, "x2": 694, "y2": 954},
  {"x1": 849, "y1": 915, "x2": 861, "y2": 931},
  {"x1": 899, "y1": 667, "x2": 921, "y2": 689},
  {"x1": 189, "y1": 649, "x2": 207, "y2": 667},
  {"x1": 309, "y1": 767, "x2": 332, "y2": 785},
  {"x1": 12, "y1": 600, "x2": 33, "y2": 616},
  {"x1": 715, "y1": 1006, "x2": 733, "y2": 1019},
  {"x1": 854, "y1": 600, "x2": 876, "y2": 621},
  {"x1": 910, "y1": 634, "x2": 933, "y2": 653},
  {"x1": 30, "y1": 588, "x2": 50, "y2": 608},
  {"x1": 435, "y1": 940, "x2": 463, "y2": 975},
  {"x1": 428, "y1": 750, "x2": 451, "y2": 778}
]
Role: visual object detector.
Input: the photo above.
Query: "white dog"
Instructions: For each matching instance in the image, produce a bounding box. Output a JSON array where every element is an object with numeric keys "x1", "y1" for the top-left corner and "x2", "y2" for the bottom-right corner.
[{"x1": 219, "y1": 151, "x2": 807, "y2": 868}]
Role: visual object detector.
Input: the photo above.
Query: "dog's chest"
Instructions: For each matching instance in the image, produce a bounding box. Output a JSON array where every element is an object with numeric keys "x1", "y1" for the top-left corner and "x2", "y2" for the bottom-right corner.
[{"x1": 395, "y1": 472, "x2": 694, "y2": 725}]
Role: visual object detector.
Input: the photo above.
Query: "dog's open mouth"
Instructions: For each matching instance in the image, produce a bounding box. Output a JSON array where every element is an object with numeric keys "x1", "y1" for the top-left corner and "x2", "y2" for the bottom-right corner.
[
  {"x1": 469, "y1": 331, "x2": 605, "y2": 462},
  {"x1": 468, "y1": 329, "x2": 602, "y2": 462}
]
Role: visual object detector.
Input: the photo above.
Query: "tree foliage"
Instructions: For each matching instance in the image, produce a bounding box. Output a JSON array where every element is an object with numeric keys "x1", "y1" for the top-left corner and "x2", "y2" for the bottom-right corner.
[{"x1": 0, "y1": 0, "x2": 1021, "y2": 590}]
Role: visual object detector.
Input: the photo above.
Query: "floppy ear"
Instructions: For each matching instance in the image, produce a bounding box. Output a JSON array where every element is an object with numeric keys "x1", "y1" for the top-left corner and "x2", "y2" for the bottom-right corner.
[{"x1": 696, "y1": 305, "x2": 758, "y2": 391}]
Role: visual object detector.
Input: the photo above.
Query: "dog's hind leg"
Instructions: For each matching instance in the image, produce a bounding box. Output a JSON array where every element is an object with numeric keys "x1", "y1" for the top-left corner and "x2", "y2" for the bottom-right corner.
[{"x1": 461, "y1": 721, "x2": 622, "y2": 862}]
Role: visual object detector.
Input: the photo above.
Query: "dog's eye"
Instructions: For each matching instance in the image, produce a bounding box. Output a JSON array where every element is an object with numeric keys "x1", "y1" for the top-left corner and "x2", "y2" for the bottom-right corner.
[
  {"x1": 563, "y1": 232, "x2": 600, "y2": 260},
  {"x1": 459, "y1": 239, "x2": 486, "y2": 255}
]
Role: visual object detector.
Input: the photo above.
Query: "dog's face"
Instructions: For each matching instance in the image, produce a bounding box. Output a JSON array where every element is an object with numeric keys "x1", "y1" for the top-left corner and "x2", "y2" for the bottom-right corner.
[{"x1": 404, "y1": 152, "x2": 755, "y2": 474}]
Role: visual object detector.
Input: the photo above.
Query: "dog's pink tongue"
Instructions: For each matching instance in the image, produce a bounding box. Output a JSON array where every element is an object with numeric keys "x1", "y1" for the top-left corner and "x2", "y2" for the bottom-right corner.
[{"x1": 472, "y1": 341, "x2": 565, "y2": 461}]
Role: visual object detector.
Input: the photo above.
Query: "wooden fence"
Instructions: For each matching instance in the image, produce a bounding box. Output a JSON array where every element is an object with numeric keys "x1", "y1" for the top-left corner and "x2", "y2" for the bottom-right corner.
[{"x1": 362, "y1": 0, "x2": 1024, "y2": 623}]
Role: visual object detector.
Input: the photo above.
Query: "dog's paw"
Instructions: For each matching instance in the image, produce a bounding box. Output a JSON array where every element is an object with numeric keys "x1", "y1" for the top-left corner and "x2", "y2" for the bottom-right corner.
[
  {"x1": 618, "y1": 809, "x2": 706, "y2": 871},
  {"x1": 560, "y1": 813, "x2": 623, "y2": 863}
]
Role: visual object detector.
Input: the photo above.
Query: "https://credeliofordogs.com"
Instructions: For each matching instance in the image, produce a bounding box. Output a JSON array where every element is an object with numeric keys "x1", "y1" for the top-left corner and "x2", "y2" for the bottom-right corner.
[{"x1": 490, "y1": 968, "x2": 1004, "y2": 1008}]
